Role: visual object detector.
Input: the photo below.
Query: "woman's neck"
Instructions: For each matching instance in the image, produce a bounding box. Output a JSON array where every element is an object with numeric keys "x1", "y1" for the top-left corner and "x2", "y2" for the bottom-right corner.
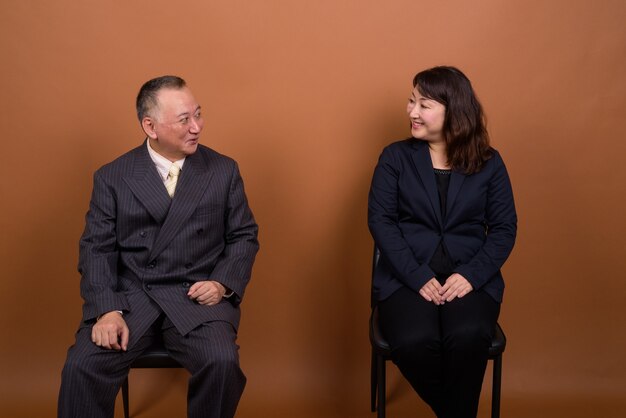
[{"x1": 428, "y1": 143, "x2": 450, "y2": 169}]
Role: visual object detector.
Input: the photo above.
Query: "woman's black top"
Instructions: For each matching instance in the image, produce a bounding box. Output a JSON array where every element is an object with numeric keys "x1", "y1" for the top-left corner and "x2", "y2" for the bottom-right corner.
[{"x1": 429, "y1": 169, "x2": 456, "y2": 281}]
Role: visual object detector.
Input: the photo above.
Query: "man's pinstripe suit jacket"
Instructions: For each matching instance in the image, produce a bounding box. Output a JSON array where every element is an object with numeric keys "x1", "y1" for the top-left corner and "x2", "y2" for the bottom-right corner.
[{"x1": 77, "y1": 141, "x2": 259, "y2": 348}]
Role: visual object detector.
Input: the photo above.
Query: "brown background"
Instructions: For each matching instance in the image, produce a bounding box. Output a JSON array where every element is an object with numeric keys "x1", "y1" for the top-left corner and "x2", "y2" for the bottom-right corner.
[{"x1": 1, "y1": 1, "x2": 625, "y2": 417}]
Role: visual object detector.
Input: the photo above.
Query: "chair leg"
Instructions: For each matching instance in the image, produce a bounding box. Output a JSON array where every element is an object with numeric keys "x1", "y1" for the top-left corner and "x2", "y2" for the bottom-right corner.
[
  {"x1": 491, "y1": 354, "x2": 502, "y2": 418},
  {"x1": 371, "y1": 350, "x2": 377, "y2": 412},
  {"x1": 376, "y1": 355, "x2": 386, "y2": 418},
  {"x1": 122, "y1": 376, "x2": 130, "y2": 418}
]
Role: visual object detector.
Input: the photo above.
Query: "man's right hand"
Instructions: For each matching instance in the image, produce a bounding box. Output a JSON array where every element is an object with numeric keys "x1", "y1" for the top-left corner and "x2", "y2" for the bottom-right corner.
[{"x1": 91, "y1": 311, "x2": 129, "y2": 351}]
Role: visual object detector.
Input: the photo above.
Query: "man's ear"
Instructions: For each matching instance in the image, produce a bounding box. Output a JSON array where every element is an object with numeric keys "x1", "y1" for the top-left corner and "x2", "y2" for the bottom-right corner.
[{"x1": 141, "y1": 117, "x2": 158, "y2": 139}]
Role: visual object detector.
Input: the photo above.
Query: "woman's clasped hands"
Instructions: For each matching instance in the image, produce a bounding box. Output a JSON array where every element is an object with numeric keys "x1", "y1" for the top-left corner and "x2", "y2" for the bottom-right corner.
[{"x1": 418, "y1": 273, "x2": 473, "y2": 305}]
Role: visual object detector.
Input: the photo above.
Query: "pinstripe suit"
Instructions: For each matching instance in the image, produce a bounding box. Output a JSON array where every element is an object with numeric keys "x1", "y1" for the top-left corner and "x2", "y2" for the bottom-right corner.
[{"x1": 59, "y1": 141, "x2": 259, "y2": 418}]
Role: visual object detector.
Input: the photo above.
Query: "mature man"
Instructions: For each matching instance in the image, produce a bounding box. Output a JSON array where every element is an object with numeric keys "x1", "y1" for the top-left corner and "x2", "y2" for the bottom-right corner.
[{"x1": 58, "y1": 76, "x2": 259, "y2": 418}]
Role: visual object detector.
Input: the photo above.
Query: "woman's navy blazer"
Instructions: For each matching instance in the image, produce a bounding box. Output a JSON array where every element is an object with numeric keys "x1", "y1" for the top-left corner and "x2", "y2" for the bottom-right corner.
[{"x1": 368, "y1": 139, "x2": 517, "y2": 304}]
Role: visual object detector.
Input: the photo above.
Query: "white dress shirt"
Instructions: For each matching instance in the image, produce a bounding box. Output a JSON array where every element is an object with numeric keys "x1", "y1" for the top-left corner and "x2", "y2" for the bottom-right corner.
[{"x1": 146, "y1": 139, "x2": 186, "y2": 182}]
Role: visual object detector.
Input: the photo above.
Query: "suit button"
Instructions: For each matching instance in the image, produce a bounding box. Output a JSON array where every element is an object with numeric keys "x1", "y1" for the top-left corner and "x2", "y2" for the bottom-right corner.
[
  {"x1": 147, "y1": 261, "x2": 156, "y2": 269},
  {"x1": 146, "y1": 284, "x2": 152, "y2": 290},
  {"x1": 139, "y1": 231, "x2": 147, "y2": 238},
  {"x1": 182, "y1": 282, "x2": 190, "y2": 288},
  {"x1": 185, "y1": 262, "x2": 193, "y2": 269}
]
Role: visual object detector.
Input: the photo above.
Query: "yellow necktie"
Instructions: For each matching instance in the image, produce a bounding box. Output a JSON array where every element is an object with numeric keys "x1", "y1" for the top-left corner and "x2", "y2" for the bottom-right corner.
[{"x1": 165, "y1": 164, "x2": 181, "y2": 197}]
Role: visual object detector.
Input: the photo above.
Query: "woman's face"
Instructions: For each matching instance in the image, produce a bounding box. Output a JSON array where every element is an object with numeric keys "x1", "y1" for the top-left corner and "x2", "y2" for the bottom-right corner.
[{"x1": 407, "y1": 87, "x2": 446, "y2": 143}]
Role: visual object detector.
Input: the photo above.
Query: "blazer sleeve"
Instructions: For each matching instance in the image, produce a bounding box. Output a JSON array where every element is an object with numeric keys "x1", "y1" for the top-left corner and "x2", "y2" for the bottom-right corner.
[
  {"x1": 208, "y1": 162, "x2": 259, "y2": 303},
  {"x1": 78, "y1": 171, "x2": 130, "y2": 322},
  {"x1": 368, "y1": 146, "x2": 437, "y2": 293},
  {"x1": 454, "y1": 152, "x2": 517, "y2": 290}
]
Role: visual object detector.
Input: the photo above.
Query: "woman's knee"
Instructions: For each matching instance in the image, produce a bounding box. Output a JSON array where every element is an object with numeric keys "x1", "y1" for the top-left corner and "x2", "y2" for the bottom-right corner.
[
  {"x1": 443, "y1": 324, "x2": 491, "y2": 352},
  {"x1": 392, "y1": 332, "x2": 441, "y2": 359}
]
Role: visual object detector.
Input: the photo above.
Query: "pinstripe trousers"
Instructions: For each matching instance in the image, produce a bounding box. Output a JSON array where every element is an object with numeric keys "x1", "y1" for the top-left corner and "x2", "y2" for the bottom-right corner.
[{"x1": 58, "y1": 314, "x2": 246, "y2": 418}]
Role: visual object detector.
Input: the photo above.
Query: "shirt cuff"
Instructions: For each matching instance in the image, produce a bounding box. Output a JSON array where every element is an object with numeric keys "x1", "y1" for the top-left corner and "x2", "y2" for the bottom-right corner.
[{"x1": 96, "y1": 310, "x2": 123, "y2": 321}]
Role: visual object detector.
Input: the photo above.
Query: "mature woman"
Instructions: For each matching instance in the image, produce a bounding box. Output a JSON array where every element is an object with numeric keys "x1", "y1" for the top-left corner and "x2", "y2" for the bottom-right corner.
[{"x1": 368, "y1": 66, "x2": 517, "y2": 418}]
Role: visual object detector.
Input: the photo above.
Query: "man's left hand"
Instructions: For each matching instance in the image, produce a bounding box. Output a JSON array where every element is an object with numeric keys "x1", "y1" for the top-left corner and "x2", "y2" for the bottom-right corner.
[{"x1": 187, "y1": 280, "x2": 226, "y2": 305}]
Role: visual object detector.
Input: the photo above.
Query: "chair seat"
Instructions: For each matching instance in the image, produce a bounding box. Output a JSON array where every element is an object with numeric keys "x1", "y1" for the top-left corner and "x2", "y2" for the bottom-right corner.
[
  {"x1": 369, "y1": 307, "x2": 390, "y2": 354},
  {"x1": 129, "y1": 340, "x2": 181, "y2": 369},
  {"x1": 489, "y1": 323, "x2": 506, "y2": 357},
  {"x1": 122, "y1": 339, "x2": 183, "y2": 418}
]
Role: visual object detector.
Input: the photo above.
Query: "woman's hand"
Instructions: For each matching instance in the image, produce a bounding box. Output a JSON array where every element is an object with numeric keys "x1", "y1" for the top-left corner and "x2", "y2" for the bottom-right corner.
[
  {"x1": 419, "y1": 278, "x2": 444, "y2": 305},
  {"x1": 440, "y1": 273, "x2": 473, "y2": 302}
]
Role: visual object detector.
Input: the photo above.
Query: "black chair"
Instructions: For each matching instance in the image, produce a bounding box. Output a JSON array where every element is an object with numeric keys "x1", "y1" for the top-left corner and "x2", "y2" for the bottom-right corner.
[
  {"x1": 121, "y1": 337, "x2": 183, "y2": 418},
  {"x1": 369, "y1": 249, "x2": 506, "y2": 418}
]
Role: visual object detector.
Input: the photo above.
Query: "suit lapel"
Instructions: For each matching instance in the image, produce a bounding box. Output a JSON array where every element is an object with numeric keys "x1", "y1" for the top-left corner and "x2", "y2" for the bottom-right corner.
[
  {"x1": 447, "y1": 171, "x2": 466, "y2": 217},
  {"x1": 148, "y1": 149, "x2": 214, "y2": 261},
  {"x1": 411, "y1": 141, "x2": 443, "y2": 227},
  {"x1": 124, "y1": 144, "x2": 172, "y2": 224}
]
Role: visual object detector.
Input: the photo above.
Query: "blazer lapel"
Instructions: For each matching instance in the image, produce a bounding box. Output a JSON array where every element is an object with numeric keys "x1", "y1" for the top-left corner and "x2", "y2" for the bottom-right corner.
[
  {"x1": 411, "y1": 141, "x2": 443, "y2": 227},
  {"x1": 447, "y1": 171, "x2": 466, "y2": 217},
  {"x1": 124, "y1": 144, "x2": 172, "y2": 224},
  {"x1": 148, "y1": 150, "x2": 213, "y2": 262}
]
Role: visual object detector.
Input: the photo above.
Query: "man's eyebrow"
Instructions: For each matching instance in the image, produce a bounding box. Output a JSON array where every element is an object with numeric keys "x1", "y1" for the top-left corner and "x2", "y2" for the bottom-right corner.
[{"x1": 176, "y1": 106, "x2": 201, "y2": 118}]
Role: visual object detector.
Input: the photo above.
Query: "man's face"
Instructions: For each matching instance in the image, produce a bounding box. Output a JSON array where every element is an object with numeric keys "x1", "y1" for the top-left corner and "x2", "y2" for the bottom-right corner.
[{"x1": 146, "y1": 87, "x2": 204, "y2": 161}]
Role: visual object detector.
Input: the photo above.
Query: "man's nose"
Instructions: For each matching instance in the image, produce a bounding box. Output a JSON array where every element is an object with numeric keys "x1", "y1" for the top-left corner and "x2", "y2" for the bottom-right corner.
[{"x1": 189, "y1": 117, "x2": 202, "y2": 133}]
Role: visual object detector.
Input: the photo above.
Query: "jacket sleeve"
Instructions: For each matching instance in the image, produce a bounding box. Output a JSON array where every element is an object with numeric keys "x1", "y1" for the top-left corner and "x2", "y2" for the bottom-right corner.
[
  {"x1": 208, "y1": 162, "x2": 259, "y2": 303},
  {"x1": 454, "y1": 152, "x2": 517, "y2": 290},
  {"x1": 78, "y1": 171, "x2": 130, "y2": 322},
  {"x1": 368, "y1": 147, "x2": 436, "y2": 293}
]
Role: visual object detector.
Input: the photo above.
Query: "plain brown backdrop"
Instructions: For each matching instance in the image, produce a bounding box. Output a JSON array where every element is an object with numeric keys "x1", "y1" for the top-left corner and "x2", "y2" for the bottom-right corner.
[{"x1": 1, "y1": 1, "x2": 625, "y2": 417}]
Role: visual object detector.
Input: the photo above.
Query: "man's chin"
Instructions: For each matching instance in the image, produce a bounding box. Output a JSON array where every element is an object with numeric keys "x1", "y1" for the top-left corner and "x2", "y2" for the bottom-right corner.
[{"x1": 185, "y1": 141, "x2": 199, "y2": 154}]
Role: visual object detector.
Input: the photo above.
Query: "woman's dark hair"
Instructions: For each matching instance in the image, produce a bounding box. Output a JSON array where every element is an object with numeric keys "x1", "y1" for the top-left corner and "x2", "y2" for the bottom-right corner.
[
  {"x1": 136, "y1": 75, "x2": 187, "y2": 122},
  {"x1": 413, "y1": 66, "x2": 492, "y2": 174}
]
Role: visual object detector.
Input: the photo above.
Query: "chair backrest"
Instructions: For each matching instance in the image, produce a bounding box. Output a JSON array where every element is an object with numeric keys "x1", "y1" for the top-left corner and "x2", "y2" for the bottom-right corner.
[
  {"x1": 373, "y1": 247, "x2": 381, "y2": 268},
  {"x1": 370, "y1": 246, "x2": 381, "y2": 308}
]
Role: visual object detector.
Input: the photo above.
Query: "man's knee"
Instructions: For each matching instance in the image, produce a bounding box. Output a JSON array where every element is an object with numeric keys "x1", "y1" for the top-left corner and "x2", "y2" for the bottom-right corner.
[
  {"x1": 187, "y1": 322, "x2": 242, "y2": 374},
  {"x1": 199, "y1": 344, "x2": 240, "y2": 372},
  {"x1": 62, "y1": 341, "x2": 98, "y2": 378},
  {"x1": 61, "y1": 334, "x2": 126, "y2": 381}
]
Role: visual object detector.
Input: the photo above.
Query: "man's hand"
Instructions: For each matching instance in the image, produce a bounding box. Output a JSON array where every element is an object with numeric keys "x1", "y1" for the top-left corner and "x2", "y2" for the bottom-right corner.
[
  {"x1": 91, "y1": 311, "x2": 129, "y2": 351},
  {"x1": 419, "y1": 278, "x2": 444, "y2": 305},
  {"x1": 188, "y1": 281, "x2": 226, "y2": 306},
  {"x1": 440, "y1": 273, "x2": 473, "y2": 302}
]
